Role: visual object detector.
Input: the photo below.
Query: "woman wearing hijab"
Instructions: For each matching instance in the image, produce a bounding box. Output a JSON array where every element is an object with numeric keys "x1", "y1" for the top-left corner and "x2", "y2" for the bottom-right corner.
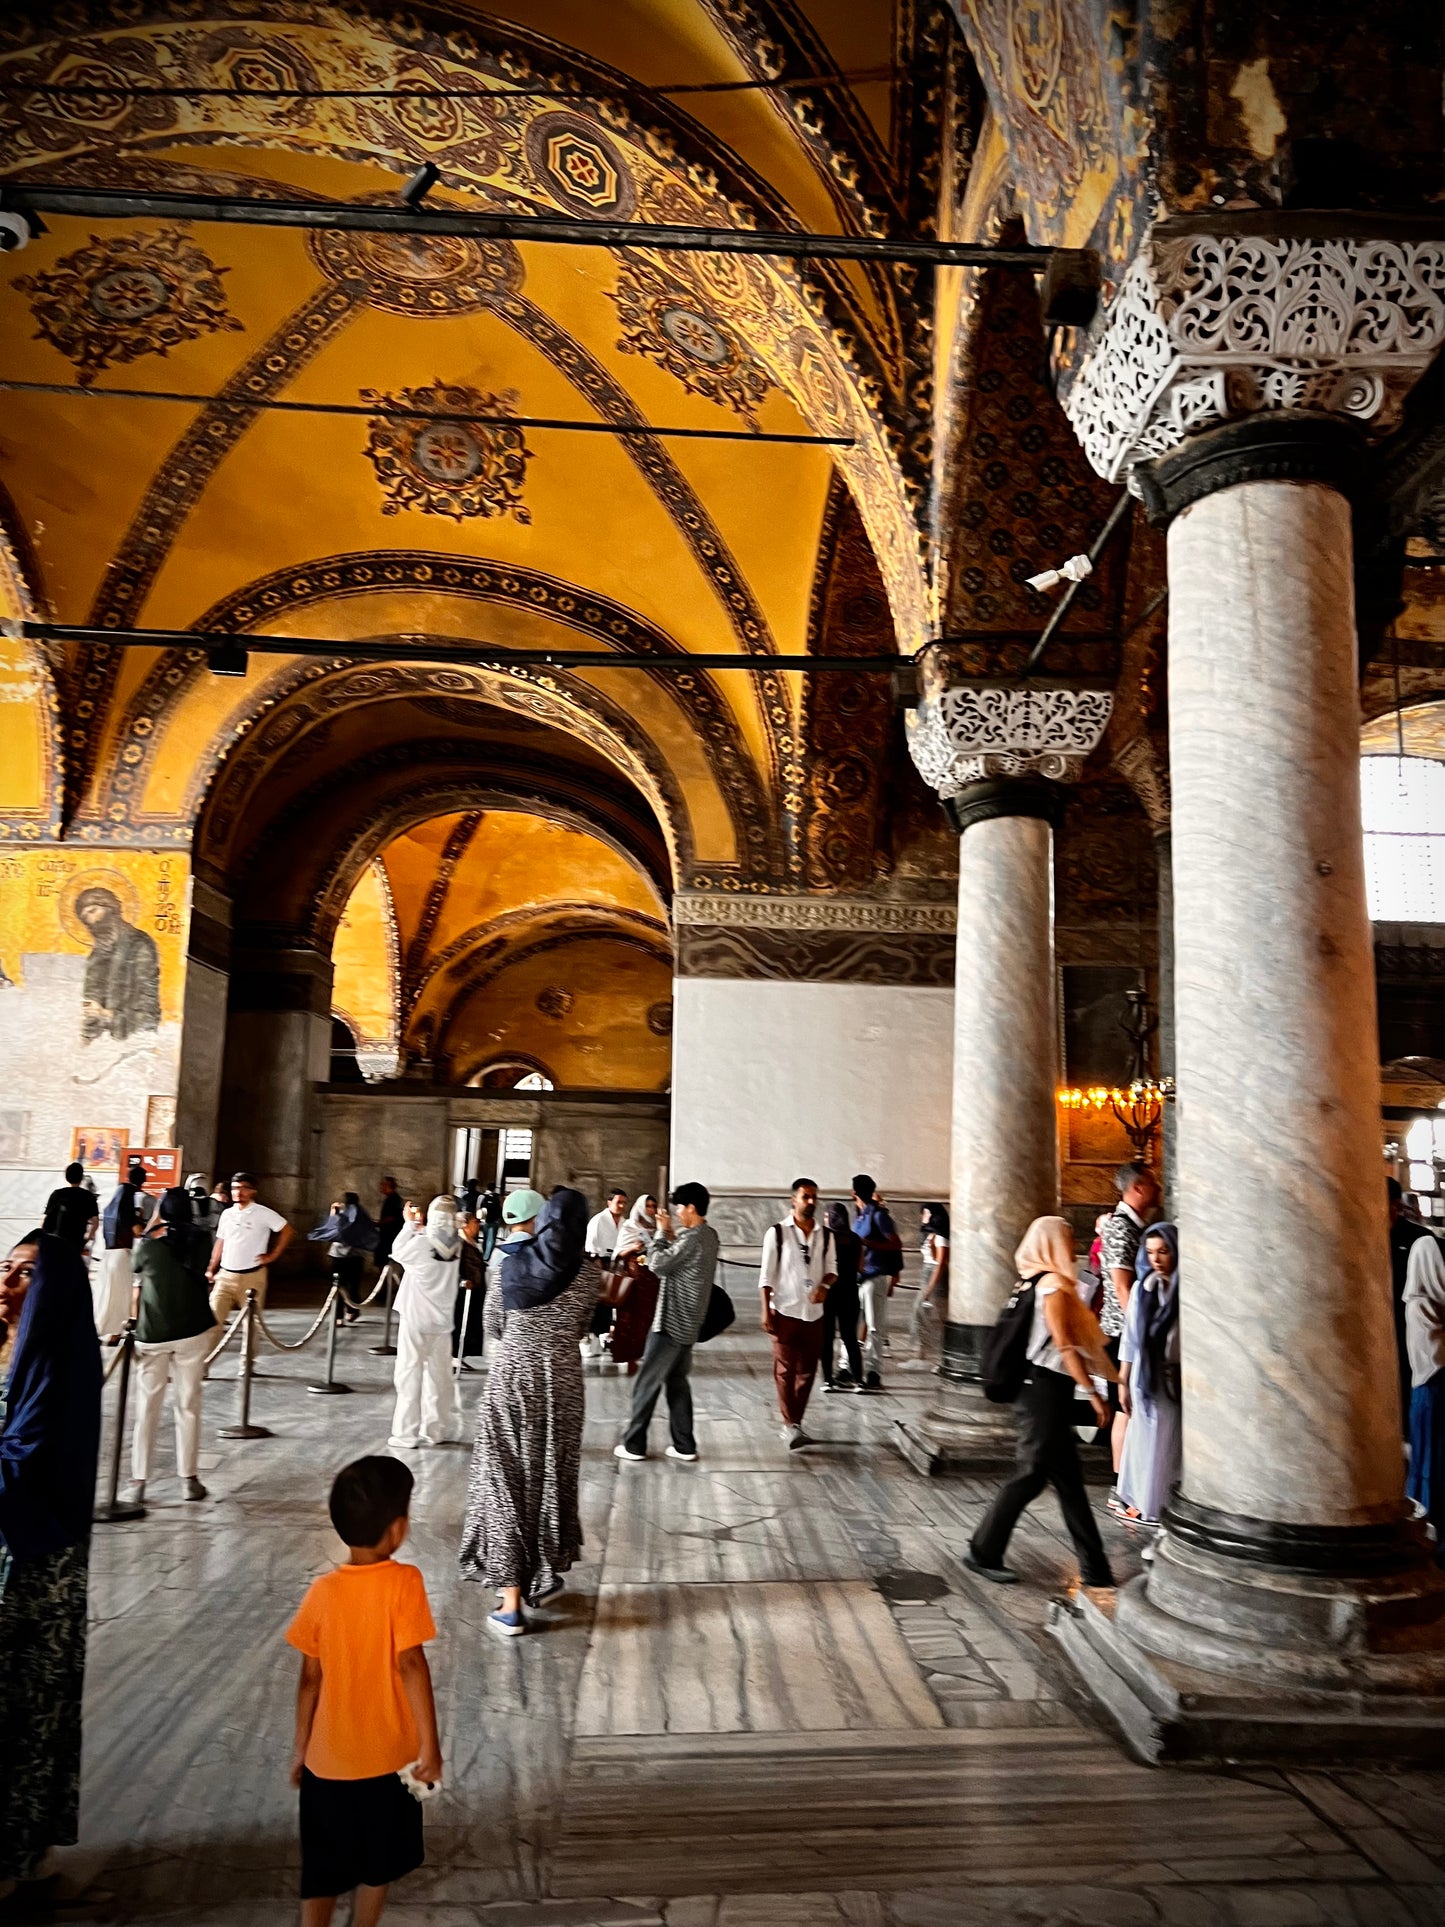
[
  {"x1": 0, "y1": 1230, "x2": 102, "y2": 1906},
  {"x1": 388, "y1": 1196, "x2": 464, "y2": 1450},
  {"x1": 459, "y1": 1186, "x2": 597, "y2": 1638},
  {"x1": 607, "y1": 1194, "x2": 660, "y2": 1374},
  {"x1": 821, "y1": 1201, "x2": 864, "y2": 1391},
  {"x1": 124, "y1": 1188, "x2": 217, "y2": 1505},
  {"x1": 308, "y1": 1191, "x2": 380, "y2": 1325},
  {"x1": 966, "y1": 1215, "x2": 1116, "y2": 1590},
  {"x1": 1114, "y1": 1221, "x2": 1182, "y2": 1526},
  {"x1": 912, "y1": 1202, "x2": 951, "y2": 1357},
  {"x1": 1404, "y1": 1231, "x2": 1445, "y2": 1544}
]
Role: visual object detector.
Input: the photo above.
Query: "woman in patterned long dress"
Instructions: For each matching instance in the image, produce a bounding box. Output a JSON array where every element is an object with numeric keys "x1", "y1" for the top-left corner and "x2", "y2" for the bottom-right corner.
[
  {"x1": 458, "y1": 1188, "x2": 598, "y2": 1639},
  {"x1": 0, "y1": 1230, "x2": 102, "y2": 1907}
]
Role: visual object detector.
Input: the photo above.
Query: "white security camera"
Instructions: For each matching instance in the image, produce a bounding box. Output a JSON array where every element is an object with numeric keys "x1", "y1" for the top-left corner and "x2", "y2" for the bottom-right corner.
[{"x1": 0, "y1": 208, "x2": 44, "y2": 253}]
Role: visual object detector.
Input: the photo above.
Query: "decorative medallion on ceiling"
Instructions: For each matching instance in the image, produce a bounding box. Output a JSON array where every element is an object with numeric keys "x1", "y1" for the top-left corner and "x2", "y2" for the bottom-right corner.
[
  {"x1": 16, "y1": 225, "x2": 243, "y2": 383},
  {"x1": 612, "y1": 257, "x2": 772, "y2": 423},
  {"x1": 361, "y1": 381, "x2": 533, "y2": 522},
  {"x1": 536, "y1": 986, "x2": 575, "y2": 1020},
  {"x1": 307, "y1": 226, "x2": 523, "y2": 315},
  {"x1": 524, "y1": 111, "x2": 637, "y2": 218}
]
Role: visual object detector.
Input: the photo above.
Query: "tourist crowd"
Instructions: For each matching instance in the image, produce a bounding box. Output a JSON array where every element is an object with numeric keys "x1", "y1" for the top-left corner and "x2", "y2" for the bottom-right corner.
[{"x1": 5, "y1": 1152, "x2": 1445, "y2": 1922}]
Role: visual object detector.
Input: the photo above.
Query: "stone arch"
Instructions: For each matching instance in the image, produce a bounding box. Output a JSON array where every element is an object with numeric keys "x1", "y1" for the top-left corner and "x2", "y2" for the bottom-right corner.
[{"x1": 117, "y1": 552, "x2": 775, "y2": 880}]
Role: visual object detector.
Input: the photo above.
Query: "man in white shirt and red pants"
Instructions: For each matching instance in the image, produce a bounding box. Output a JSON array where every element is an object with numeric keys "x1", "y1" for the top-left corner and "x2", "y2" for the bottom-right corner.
[{"x1": 758, "y1": 1178, "x2": 836, "y2": 1450}]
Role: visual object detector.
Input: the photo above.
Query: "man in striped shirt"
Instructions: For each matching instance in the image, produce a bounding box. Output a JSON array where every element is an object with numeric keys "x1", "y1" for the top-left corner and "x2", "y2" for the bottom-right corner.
[{"x1": 615, "y1": 1183, "x2": 718, "y2": 1464}]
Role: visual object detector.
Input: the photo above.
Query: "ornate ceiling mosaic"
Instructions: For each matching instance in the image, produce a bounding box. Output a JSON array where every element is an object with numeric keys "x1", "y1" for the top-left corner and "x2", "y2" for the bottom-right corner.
[
  {"x1": 360, "y1": 381, "x2": 533, "y2": 523},
  {"x1": 613, "y1": 255, "x2": 772, "y2": 424},
  {"x1": 16, "y1": 224, "x2": 242, "y2": 382}
]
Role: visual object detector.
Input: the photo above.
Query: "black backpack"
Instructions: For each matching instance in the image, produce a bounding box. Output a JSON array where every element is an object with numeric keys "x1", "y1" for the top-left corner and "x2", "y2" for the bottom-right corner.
[
  {"x1": 980, "y1": 1273, "x2": 1041, "y2": 1404},
  {"x1": 697, "y1": 1282, "x2": 735, "y2": 1343}
]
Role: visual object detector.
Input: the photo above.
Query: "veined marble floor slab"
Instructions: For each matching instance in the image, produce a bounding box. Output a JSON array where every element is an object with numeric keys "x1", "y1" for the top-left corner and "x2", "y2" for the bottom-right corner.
[
  {"x1": 574, "y1": 1579, "x2": 943, "y2": 1735},
  {"x1": 60, "y1": 1307, "x2": 1445, "y2": 1927}
]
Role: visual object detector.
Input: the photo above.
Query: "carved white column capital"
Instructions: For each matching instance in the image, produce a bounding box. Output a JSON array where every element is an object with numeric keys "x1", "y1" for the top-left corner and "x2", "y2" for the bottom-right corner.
[
  {"x1": 906, "y1": 682, "x2": 1113, "y2": 801},
  {"x1": 1063, "y1": 229, "x2": 1445, "y2": 483}
]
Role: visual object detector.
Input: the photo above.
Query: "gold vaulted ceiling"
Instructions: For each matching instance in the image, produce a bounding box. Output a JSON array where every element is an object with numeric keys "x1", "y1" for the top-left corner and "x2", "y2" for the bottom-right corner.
[{"x1": 0, "y1": 0, "x2": 943, "y2": 908}]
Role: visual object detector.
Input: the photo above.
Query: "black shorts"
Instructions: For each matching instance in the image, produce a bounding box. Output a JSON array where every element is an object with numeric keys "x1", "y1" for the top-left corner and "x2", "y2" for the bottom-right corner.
[{"x1": 299, "y1": 1766, "x2": 424, "y2": 1898}]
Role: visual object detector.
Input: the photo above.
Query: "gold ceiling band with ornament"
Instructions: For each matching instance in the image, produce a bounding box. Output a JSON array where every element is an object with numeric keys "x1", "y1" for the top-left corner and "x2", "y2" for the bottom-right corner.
[
  {"x1": 80, "y1": 552, "x2": 775, "y2": 872},
  {"x1": 400, "y1": 809, "x2": 485, "y2": 997},
  {"x1": 406, "y1": 900, "x2": 671, "y2": 1028},
  {"x1": 433, "y1": 924, "x2": 674, "y2": 1070}
]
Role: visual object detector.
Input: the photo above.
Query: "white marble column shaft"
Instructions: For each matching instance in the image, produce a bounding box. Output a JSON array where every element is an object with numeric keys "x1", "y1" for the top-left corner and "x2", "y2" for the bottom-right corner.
[
  {"x1": 949, "y1": 812, "x2": 1060, "y2": 1328},
  {"x1": 1170, "y1": 480, "x2": 1401, "y2": 1527}
]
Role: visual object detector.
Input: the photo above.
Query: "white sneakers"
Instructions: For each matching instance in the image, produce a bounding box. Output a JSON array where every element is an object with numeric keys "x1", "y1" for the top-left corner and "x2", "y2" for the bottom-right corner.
[
  {"x1": 613, "y1": 1442, "x2": 646, "y2": 1461},
  {"x1": 665, "y1": 1445, "x2": 698, "y2": 1463}
]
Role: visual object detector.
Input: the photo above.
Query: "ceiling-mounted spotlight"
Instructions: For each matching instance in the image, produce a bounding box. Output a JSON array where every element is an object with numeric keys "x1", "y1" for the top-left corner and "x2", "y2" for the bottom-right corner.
[
  {"x1": 207, "y1": 642, "x2": 248, "y2": 677},
  {"x1": 0, "y1": 205, "x2": 46, "y2": 253},
  {"x1": 400, "y1": 162, "x2": 441, "y2": 209}
]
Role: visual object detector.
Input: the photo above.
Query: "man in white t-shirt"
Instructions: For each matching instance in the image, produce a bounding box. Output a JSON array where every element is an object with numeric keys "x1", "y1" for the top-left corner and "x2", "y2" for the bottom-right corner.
[
  {"x1": 581, "y1": 1187, "x2": 628, "y2": 1358},
  {"x1": 206, "y1": 1170, "x2": 292, "y2": 1325}
]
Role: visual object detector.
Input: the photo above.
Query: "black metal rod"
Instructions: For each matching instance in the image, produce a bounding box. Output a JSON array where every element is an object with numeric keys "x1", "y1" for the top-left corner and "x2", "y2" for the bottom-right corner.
[
  {"x1": 3, "y1": 183, "x2": 1084, "y2": 272},
  {"x1": 308, "y1": 1288, "x2": 353, "y2": 1395},
  {"x1": 18, "y1": 618, "x2": 1057, "y2": 673},
  {"x1": 369, "y1": 1264, "x2": 398, "y2": 1357},
  {"x1": 1015, "y1": 490, "x2": 1134, "y2": 681},
  {"x1": 94, "y1": 1323, "x2": 146, "y2": 1522},
  {"x1": 0, "y1": 377, "x2": 851, "y2": 448},
  {"x1": 218, "y1": 1290, "x2": 273, "y2": 1439}
]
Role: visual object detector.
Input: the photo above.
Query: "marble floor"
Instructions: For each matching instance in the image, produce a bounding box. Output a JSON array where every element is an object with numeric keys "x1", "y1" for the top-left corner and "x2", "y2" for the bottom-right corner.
[{"x1": 54, "y1": 1298, "x2": 1445, "y2": 1925}]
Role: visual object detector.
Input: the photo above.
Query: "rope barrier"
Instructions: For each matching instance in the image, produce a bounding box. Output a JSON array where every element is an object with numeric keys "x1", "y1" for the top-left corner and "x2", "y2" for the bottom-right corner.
[
  {"x1": 203, "y1": 1307, "x2": 244, "y2": 1367},
  {"x1": 254, "y1": 1285, "x2": 340, "y2": 1352}
]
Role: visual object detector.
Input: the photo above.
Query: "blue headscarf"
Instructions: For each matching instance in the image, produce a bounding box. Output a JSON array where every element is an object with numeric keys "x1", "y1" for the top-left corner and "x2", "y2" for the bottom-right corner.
[
  {"x1": 0, "y1": 1231, "x2": 103, "y2": 1562},
  {"x1": 1133, "y1": 1219, "x2": 1179, "y2": 1416},
  {"x1": 308, "y1": 1191, "x2": 379, "y2": 1253},
  {"x1": 501, "y1": 1186, "x2": 589, "y2": 1312}
]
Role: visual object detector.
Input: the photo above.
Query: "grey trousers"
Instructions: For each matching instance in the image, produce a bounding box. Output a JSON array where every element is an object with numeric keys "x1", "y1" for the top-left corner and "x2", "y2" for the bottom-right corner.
[{"x1": 622, "y1": 1331, "x2": 697, "y2": 1457}]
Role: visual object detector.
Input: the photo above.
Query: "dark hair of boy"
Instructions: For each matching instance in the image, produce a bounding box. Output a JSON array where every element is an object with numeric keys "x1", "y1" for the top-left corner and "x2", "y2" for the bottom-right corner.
[
  {"x1": 65, "y1": 1161, "x2": 84, "y2": 1183},
  {"x1": 669, "y1": 1181, "x2": 710, "y2": 1216},
  {"x1": 329, "y1": 1455, "x2": 414, "y2": 1548}
]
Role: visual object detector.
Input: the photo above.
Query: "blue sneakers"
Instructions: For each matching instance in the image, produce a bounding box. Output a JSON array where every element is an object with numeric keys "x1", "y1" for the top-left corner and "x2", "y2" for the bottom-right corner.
[{"x1": 488, "y1": 1608, "x2": 526, "y2": 1637}]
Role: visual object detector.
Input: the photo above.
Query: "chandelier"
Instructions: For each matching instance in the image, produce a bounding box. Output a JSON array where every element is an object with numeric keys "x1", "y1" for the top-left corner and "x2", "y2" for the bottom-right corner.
[{"x1": 1057, "y1": 1077, "x2": 1176, "y2": 1161}]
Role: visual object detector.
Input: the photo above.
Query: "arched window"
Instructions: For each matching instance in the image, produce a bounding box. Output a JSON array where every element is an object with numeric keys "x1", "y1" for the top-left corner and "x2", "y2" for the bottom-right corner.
[{"x1": 1362, "y1": 756, "x2": 1445, "y2": 921}]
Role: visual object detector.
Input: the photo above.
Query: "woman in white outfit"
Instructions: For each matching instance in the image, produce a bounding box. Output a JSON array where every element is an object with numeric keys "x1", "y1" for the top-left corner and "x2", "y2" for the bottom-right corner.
[{"x1": 388, "y1": 1196, "x2": 463, "y2": 1449}]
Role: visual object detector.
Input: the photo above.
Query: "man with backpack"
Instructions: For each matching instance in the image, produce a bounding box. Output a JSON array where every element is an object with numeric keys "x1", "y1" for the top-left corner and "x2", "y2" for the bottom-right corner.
[
  {"x1": 759, "y1": 1179, "x2": 836, "y2": 1448},
  {"x1": 851, "y1": 1174, "x2": 902, "y2": 1391}
]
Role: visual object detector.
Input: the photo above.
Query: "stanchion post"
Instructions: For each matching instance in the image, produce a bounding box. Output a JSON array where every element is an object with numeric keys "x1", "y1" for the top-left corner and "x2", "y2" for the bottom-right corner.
[
  {"x1": 94, "y1": 1321, "x2": 146, "y2": 1522},
  {"x1": 369, "y1": 1262, "x2": 397, "y2": 1356},
  {"x1": 308, "y1": 1287, "x2": 353, "y2": 1395},
  {"x1": 219, "y1": 1289, "x2": 273, "y2": 1440}
]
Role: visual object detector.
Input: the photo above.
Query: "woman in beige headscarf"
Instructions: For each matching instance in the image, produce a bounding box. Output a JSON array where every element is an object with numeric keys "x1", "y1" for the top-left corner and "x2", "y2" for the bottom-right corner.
[{"x1": 965, "y1": 1215, "x2": 1117, "y2": 1590}]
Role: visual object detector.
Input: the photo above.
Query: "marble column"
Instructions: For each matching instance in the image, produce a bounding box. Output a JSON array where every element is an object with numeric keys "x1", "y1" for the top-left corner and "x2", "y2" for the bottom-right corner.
[
  {"x1": 1051, "y1": 226, "x2": 1445, "y2": 1752},
  {"x1": 895, "y1": 677, "x2": 1111, "y2": 1474}
]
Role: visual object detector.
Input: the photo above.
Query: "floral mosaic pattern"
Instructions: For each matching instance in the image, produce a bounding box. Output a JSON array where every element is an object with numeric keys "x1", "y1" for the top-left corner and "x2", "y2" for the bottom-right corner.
[
  {"x1": 613, "y1": 257, "x2": 772, "y2": 422},
  {"x1": 16, "y1": 226, "x2": 242, "y2": 382},
  {"x1": 361, "y1": 381, "x2": 533, "y2": 522}
]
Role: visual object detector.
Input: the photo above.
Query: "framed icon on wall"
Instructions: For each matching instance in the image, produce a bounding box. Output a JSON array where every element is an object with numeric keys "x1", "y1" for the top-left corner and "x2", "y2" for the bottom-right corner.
[{"x1": 70, "y1": 1125, "x2": 128, "y2": 1174}]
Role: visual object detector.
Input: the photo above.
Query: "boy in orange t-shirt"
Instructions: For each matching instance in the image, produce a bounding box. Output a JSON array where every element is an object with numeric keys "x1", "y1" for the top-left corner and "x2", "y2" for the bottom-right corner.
[{"x1": 287, "y1": 1456, "x2": 441, "y2": 1927}]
